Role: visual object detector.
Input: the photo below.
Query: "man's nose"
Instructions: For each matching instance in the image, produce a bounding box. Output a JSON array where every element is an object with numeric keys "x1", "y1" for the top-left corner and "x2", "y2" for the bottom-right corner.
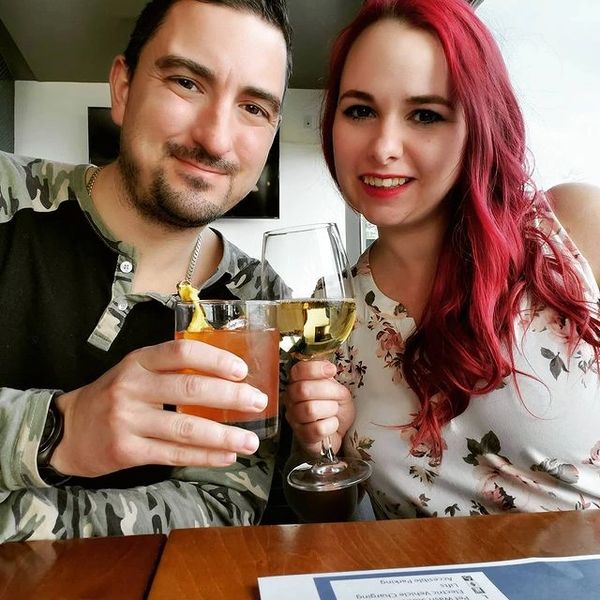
[{"x1": 191, "y1": 103, "x2": 234, "y2": 158}]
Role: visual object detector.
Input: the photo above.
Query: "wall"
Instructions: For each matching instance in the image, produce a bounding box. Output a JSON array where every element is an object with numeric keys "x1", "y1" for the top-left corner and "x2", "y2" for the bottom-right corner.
[
  {"x1": 14, "y1": 83, "x2": 345, "y2": 259},
  {"x1": 0, "y1": 53, "x2": 14, "y2": 152},
  {"x1": 478, "y1": 0, "x2": 600, "y2": 189},
  {"x1": 17, "y1": 1, "x2": 598, "y2": 259},
  {"x1": 356, "y1": 0, "x2": 600, "y2": 252}
]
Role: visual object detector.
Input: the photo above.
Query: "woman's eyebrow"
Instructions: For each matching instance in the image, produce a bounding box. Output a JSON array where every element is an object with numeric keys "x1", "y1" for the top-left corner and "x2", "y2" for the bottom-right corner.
[
  {"x1": 339, "y1": 90, "x2": 452, "y2": 109},
  {"x1": 406, "y1": 94, "x2": 452, "y2": 108},
  {"x1": 338, "y1": 89, "x2": 374, "y2": 103}
]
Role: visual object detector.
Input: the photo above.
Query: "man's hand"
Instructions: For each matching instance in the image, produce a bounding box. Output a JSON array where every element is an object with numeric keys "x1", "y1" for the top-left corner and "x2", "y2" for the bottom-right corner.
[
  {"x1": 284, "y1": 360, "x2": 354, "y2": 457},
  {"x1": 50, "y1": 339, "x2": 268, "y2": 477}
]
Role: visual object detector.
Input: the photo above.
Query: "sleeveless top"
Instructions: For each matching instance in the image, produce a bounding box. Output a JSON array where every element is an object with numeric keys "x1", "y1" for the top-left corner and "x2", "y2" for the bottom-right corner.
[{"x1": 339, "y1": 209, "x2": 600, "y2": 519}]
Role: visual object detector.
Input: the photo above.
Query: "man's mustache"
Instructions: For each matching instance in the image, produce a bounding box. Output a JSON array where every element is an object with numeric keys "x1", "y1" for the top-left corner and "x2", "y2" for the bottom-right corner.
[{"x1": 166, "y1": 142, "x2": 239, "y2": 176}]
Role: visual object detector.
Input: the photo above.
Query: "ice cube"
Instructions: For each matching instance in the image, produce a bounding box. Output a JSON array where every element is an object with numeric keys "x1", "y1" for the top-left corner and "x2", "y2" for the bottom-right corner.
[{"x1": 223, "y1": 317, "x2": 248, "y2": 330}]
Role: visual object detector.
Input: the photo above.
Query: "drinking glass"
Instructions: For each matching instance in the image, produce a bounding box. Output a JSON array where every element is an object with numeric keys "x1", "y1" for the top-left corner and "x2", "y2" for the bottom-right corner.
[
  {"x1": 175, "y1": 299, "x2": 279, "y2": 440},
  {"x1": 261, "y1": 223, "x2": 372, "y2": 491}
]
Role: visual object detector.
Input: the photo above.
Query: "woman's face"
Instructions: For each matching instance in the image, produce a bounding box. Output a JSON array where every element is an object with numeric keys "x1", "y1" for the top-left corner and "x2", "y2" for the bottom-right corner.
[{"x1": 332, "y1": 19, "x2": 467, "y2": 233}]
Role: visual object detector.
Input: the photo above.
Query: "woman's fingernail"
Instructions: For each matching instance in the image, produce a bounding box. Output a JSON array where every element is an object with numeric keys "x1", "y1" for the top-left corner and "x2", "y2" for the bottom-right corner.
[{"x1": 324, "y1": 362, "x2": 337, "y2": 376}]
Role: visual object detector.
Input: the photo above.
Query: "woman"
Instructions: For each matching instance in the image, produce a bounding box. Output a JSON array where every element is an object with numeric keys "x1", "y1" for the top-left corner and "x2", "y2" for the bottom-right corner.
[{"x1": 285, "y1": 0, "x2": 600, "y2": 521}]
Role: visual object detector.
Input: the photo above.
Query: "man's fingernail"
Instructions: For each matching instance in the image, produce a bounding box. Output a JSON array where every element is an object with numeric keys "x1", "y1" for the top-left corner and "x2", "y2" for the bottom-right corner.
[
  {"x1": 232, "y1": 360, "x2": 247, "y2": 378},
  {"x1": 216, "y1": 452, "x2": 237, "y2": 465},
  {"x1": 251, "y1": 391, "x2": 268, "y2": 410},
  {"x1": 230, "y1": 430, "x2": 259, "y2": 455},
  {"x1": 243, "y1": 434, "x2": 260, "y2": 454}
]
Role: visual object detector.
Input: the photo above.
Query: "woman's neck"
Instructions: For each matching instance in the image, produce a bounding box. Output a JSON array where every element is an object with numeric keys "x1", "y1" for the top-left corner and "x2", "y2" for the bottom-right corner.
[{"x1": 368, "y1": 218, "x2": 448, "y2": 320}]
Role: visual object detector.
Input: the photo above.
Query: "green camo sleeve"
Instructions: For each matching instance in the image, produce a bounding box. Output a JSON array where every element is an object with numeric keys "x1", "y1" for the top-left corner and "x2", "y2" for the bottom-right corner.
[
  {"x1": 0, "y1": 387, "x2": 55, "y2": 490},
  {"x1": 0, "y1": 384, "x2": 276, "y2": 541},
  {"x1": 0, "y1": 439, "x2": 275, "y2": 542}
]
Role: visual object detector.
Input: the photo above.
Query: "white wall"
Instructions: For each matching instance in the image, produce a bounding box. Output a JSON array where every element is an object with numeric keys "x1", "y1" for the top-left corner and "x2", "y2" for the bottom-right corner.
[
  {"x1": 17, "y1": 2, "x2": 598, "y2": 258},
  {"x1": 14, "y1": 83, "x2": 345, "y2": 259},
  {"x1": 357, "y1": 0, "x2": 600, "y2": 251},
  {"x1": 217, "y1": 89, "x2": 346, "y2": 258},
  {"x1": 478, "y1": 0, "x2": 600, "y2": 189}
]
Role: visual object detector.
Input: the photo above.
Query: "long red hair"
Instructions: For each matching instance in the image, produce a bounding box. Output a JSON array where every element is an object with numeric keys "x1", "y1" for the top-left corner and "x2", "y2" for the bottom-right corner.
[{"x1": 322, "y1": 0, "x2": 600, "y2": 460}]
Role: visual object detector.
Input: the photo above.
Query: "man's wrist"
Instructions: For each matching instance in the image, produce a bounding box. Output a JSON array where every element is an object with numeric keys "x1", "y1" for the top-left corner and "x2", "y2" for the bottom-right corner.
[{"x1": 37, "y1": 393, "x2": 71, "y2": 485}]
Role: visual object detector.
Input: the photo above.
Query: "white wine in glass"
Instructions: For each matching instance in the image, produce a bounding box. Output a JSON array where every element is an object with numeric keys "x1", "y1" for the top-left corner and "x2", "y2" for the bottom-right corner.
[{"x1": 261, "y1": 223, "x2": 372, "y2": 492}]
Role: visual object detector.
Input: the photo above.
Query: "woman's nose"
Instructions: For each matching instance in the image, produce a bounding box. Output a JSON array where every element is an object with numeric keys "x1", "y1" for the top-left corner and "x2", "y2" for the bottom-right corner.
[{"x1": 369, "y1": 119, "x2": 403, "y2": 165}]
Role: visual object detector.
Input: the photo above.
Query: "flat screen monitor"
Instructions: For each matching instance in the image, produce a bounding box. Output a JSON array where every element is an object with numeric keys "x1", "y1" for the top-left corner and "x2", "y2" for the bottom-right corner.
[{"x1": 87, "y1": 106, "x2": 279, "y2": 219}]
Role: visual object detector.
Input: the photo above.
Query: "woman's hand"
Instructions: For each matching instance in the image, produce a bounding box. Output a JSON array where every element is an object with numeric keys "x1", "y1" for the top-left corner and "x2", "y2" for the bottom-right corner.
[{"x1": 284, "y1": 359, "x2": 355, "y2": 457}]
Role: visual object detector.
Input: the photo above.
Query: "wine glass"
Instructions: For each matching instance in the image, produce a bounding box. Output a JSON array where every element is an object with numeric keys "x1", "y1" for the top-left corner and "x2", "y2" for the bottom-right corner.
[{"x1": 261, "y1": 222, "x2": 372, "y2": 492}]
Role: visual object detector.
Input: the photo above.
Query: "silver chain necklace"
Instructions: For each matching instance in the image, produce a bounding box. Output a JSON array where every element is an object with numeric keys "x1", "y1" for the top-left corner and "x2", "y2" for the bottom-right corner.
[
  {"x1": 85, "y1": 165, "x2": 103, "y2": 196},
  {"x1": 86, "y1": 165, "x2": 203, "y2": 288},
  {"x1": 181, "y1": 232, "x2": 203, "y2": 286}
]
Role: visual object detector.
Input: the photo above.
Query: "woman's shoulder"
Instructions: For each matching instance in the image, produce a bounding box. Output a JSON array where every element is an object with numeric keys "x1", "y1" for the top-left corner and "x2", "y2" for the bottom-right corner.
[{"x1": 545, "y1": 182, "x2": 600, "y2": 285}]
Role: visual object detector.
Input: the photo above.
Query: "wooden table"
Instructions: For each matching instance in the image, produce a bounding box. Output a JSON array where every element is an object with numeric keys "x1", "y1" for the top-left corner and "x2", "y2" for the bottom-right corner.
[
  {"x1": 0, "y1": 533, "x2": 165, "y2": 599},
  {"x1": 148, "y1": 510, "x2": 600, "y2": 599}
]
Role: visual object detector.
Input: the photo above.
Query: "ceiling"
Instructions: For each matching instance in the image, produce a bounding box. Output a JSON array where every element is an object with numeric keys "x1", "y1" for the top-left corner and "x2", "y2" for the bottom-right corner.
[{"x1": 0, "y1": 0, "x2": 483, "y2": 89}]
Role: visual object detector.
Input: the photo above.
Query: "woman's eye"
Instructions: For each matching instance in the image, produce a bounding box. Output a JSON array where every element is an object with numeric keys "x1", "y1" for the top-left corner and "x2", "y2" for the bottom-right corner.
[
  {"x1": 342, "y1": 105, "x2": 374, "y2": 120},
  {"x1": 411, "y1": 109, "x2": 443, "y2": 124}
]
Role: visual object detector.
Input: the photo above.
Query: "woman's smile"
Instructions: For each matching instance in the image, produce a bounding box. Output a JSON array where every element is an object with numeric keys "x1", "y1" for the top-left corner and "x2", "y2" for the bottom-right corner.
[{"x1": 332, "y1": 18, "x2": 466, "y2": 229}]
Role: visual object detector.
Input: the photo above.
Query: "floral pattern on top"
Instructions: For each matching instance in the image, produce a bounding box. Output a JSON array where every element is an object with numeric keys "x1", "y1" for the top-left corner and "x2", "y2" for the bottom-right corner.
[
  {"x1": 339, "y1": 210, "x2": 600, "y2": 520},
  {"x1": 583, "y1": 442, "x2": 600, "y2": 468},
  {"x1": 364, "y1": 291, "x2": 408, "y2": 384}
]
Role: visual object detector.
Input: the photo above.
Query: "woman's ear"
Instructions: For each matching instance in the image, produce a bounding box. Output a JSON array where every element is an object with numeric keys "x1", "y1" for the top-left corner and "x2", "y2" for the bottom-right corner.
[{"x1": 109, "y1": 55, "x2": 130, "y2": 127}]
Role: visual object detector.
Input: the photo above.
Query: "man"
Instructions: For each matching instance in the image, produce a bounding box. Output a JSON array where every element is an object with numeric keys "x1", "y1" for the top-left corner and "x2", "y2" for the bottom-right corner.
[{"x1": 0, "y1": 0, "x2": 291, "y2": 541}]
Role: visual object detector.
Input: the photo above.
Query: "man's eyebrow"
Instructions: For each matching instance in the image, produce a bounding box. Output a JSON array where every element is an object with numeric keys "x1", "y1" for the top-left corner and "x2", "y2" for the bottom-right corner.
[
  {"x1": 156, "y1": 55, "x2": 214, "y2": 81},
  {"x1": 242, "y1": 86, "x2": 281, "y2": 117},
  {"x1": 156, "y1": 55, "x2": 282, "y2": 117},
  {"x1": 339, "y1": 90, "x2": 453, "y2": 109}
]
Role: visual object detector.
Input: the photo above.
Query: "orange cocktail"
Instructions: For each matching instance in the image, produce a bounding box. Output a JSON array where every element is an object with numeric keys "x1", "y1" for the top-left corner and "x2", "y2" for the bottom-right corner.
[{"x1": 175, "y1": 300, "x2": 279, "y2": 439}]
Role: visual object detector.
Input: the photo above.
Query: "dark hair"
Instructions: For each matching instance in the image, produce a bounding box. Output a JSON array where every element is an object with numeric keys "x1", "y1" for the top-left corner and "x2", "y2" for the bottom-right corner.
[
  {"x1": 123, "y1": 0, "x2": 292, "y2": 84},
  {"x1": 322, "y1": 0, "x2": 600, "y2": 461}
]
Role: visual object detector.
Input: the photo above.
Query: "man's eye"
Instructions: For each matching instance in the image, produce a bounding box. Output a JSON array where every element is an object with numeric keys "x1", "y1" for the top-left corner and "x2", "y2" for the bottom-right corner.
[
  {"x1": 342, "y1": 105, "x2": 374, "y2": 120},
  {"x1": 242, "y1": 104, "x2": 268, "y2": 119},
  {"x1": 411, "y1": 109, "x2": 443, "y2": 124},
  {"x1": 173, "y1": 77, "x2": 197, "y2": 91}
]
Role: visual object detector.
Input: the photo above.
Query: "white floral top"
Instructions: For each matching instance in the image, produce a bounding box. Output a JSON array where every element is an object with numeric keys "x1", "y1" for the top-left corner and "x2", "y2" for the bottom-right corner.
[{"x1": 339, "y1": 211, "x2": 600, "y2": 519}]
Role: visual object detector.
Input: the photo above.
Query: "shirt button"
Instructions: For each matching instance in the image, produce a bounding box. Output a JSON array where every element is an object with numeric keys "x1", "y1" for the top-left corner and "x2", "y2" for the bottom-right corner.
[
  {"x1": 117, "y1": 300, "x2": 128, "y2": 311},
  {"x1": 120, "y1": 261, "x2": 133, "y2": 274}
]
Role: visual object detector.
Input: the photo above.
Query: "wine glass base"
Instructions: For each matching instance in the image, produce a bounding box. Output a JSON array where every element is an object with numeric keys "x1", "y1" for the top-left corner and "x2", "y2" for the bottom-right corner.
[{"x1": 287, "y1": 457, "x2": 372, "y2": 492}]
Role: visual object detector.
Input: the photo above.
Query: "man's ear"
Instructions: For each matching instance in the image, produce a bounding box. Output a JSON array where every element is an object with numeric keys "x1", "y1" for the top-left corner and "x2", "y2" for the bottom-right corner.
[{"x1": 109, "y1": 55, "x2": 131, "y2": 127}]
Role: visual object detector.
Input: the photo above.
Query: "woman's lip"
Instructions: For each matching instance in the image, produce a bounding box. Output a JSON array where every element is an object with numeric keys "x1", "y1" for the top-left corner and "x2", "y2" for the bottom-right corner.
[
  {"x1": 361, "y1": 174, "x2": 412, "y2": 180},
  {"x1": 358, "y1": 176, "x2": 414, "y2": 199}
]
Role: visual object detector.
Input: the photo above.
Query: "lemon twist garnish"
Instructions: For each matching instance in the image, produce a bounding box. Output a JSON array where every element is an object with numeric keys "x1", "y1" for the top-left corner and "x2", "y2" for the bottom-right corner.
[{"x1": 177, "y1": 281, "x2": 211, "y2": 332}]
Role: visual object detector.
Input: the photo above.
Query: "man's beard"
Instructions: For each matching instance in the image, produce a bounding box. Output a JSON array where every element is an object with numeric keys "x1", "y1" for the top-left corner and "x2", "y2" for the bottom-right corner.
[{"x1": 117, "y1": 140, "x2": 240, "y2": 230}]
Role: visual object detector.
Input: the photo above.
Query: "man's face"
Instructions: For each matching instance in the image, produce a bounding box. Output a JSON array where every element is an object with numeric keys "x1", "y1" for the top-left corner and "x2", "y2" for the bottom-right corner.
[{"x1": 110, "y1": 0, "x2": 287, "y2": 229}]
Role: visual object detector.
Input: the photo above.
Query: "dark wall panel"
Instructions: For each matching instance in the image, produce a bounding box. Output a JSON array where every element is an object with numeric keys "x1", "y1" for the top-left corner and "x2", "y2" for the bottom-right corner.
[{"x1": 0, "y1": 53, "x2": 14, "y2": 153}]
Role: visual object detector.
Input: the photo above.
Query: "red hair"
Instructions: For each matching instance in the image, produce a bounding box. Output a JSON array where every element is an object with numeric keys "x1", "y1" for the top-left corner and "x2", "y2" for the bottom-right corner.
[{"x1": 322, "y1": 0, "x2": 600, "y2": 461}]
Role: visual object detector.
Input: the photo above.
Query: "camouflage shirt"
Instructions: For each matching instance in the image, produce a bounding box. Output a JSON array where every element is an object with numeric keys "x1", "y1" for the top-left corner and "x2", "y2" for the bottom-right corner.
[{"x1": 0, "y1": 151, "x2": 276, "y2": 542}]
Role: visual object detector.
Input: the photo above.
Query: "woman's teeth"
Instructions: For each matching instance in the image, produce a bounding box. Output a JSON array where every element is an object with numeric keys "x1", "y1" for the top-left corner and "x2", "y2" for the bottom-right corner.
[{"x1": 362, "y1": 176, "x2": 409, "y2": 188}]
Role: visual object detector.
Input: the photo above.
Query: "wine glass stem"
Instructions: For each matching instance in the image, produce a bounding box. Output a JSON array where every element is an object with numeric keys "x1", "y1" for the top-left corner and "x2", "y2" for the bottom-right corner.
[{"x1": 320, "y1": 436, "x2": 337, "y2": 464}]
